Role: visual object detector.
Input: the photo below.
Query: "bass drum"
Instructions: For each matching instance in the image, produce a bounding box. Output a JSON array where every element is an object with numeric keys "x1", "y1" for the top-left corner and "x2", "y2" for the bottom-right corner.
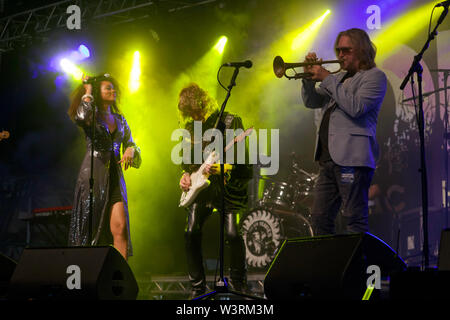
[{"x1": 241, "y1": 207, "x2": 313, "y2": 270}]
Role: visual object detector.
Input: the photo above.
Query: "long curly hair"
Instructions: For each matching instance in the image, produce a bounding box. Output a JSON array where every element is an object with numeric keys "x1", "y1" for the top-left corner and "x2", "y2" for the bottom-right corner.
[
  {"x1": 177, "y1": 83, "x2": 218, "y2": 129},
  {"x1": 67, "y1": 73, "x2": 122, "y2": 121},
  {"x1": 334, "y1": 28, "x2": 377, "y2": 70}
]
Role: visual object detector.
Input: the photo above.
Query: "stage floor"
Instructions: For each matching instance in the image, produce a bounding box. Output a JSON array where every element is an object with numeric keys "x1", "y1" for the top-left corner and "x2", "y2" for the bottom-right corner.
[
  {"x1": 135, "y1": 272, "x2": 395, "y2": 300},
  {"x1": 136, "y1": 273, "x2": 266, "y2": 300}
]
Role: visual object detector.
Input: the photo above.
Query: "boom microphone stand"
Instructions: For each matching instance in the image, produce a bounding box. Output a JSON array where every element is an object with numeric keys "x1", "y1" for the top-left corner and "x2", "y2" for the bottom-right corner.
[
  {"x1": 197, "y1": 62, "x2": 260, "y2": 300},
  {"x1": 442, "y1": 69, "x2": 449, "y2": 228},
  {"x1": 399, "y1": 3, "x2": 448, "y2": 269},
  {"x1": 433, "y1": 69, "x2": 450, "y2": 229}
]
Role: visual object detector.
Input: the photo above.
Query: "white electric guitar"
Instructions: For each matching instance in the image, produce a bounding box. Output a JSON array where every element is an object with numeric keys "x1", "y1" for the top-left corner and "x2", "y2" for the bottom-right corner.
[{"x1": 179, "y1": 127, "x2": 253, "y2": 208}]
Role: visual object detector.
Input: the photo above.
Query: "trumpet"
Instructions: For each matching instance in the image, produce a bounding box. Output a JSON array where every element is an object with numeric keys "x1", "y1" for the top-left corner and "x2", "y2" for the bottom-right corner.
[{"x1": 273, "y1": 56, "x2": 343, "y2": 80}]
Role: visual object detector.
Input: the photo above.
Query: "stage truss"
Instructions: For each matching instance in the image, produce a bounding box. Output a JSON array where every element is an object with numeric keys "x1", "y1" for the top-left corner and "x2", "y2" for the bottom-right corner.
[
  {"x1": 136, "y1": 273, "x2": 266, "y2": 300},
  {"x1": 0, "y1": 0, "x2": 220, "y2": 52}
]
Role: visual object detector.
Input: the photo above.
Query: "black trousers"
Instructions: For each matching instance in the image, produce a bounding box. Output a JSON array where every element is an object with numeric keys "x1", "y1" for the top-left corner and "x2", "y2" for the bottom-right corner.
[
  {"x1": 311, "y1": 160, "x2": 374, "y2": 235},
  {"x1": 184, "y1": 201, "x2": 247, "y2": 291}
]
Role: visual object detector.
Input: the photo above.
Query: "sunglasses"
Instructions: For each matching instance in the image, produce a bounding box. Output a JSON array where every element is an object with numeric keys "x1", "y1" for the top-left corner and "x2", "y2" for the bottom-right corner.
[{"x1": 335, "y1": 47, "x2": 353, "y2": 55}]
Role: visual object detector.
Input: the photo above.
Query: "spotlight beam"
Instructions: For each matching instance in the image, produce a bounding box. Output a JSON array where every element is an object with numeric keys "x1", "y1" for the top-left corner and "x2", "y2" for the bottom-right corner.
[
  {"x1": 59, "y1": 58, "x2": 83, "y2": 80},
  {"x1": 129, "y1": 51, "x2": 141, "y2": 93}
]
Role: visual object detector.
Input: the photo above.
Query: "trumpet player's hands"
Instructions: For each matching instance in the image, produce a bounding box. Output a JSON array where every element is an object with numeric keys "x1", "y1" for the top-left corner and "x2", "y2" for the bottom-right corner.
[
  {"x1": 304, "y1": 53, "x2": 331, "y2": 82},
  {"x1": 304, "y1": 52, "x2": 318, "y2": 75}
]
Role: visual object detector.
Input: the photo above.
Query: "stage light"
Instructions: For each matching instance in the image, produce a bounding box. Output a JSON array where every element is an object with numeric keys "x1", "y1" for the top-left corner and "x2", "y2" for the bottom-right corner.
[
  {"x1": 372, "y1": 1, "x2": 440, "y2": 62},
  {"x1": 129, "y1": 51, "x2": 141, "y2": 93},
  {"x1": 214, "y1": 36, "x2": 228, "y2": 54},
  {"x1": 291, "y1": 9, "x2": 331, "y2": 51},
  {"x1": 78, "y1": 45, "x2": 90, "y2": 59},
  {"x1": 59, "y1": 58, "x2": 83, "y2": 80},
  {"x1": 173, "y1": 35, "x2": 227, "y2": 99}
]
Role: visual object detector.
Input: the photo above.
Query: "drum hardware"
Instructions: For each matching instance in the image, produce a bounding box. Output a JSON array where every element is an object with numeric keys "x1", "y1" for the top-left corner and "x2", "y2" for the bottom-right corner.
[
  {"x1": 241, "y1": 207, "x2": 314, "y2": 269},
  {"x1": 243, "y1": 153, "x2": 317, "y2": 269}
]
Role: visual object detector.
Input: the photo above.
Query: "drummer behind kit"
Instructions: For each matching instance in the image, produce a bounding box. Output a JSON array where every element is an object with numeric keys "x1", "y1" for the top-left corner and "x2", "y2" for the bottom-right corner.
[{"x1": 241, "y1": 153, "x2": 316, "y2": 269}]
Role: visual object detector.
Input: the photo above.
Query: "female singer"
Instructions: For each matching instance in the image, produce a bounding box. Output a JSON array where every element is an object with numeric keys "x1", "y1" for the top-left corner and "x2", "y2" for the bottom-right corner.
[{"x1": 67, "y1": 74, "x2": 141, "y2": 260}]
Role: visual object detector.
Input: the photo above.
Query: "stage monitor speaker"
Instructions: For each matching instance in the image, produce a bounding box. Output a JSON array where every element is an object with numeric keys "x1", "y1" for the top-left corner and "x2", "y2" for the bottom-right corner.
[
  {"x1": 264, "y1": 232, "x2": 406, "y2": 300},
  {"x1": 438, "y1": 228, "x2": 450, "y2": 271},
  {"x1": 9, "y1": 246, "x2": 138, "y2": 300},
  {"x1": 0, "y1": 253, "x2": 17, "y2": 297}
]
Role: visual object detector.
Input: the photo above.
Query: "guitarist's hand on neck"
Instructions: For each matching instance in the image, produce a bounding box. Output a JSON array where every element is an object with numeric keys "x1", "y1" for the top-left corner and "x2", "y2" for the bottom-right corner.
[
  {"x1": 204, "y1": 164, "x2": 218, "y2": 175},
  {"x1": 204, "y1": 164, "x2": 232, "y2": 175}
]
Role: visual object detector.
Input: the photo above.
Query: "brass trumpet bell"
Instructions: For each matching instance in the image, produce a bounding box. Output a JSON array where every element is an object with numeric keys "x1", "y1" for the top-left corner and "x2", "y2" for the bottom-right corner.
[{"x1": 273, "y1": 55, "x2": 343, "y2": 80}]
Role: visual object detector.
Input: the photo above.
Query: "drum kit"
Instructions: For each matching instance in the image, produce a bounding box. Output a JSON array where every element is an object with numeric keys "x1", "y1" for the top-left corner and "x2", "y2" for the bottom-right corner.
[{"x1": 241, "y1": 153, "x2": 317, "y2": 269}]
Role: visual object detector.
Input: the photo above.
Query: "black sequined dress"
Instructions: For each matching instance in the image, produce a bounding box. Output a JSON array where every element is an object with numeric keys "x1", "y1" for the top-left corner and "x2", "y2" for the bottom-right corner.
[{"x1": 68, "y1": 101, "x2": 141, "y2": 257}]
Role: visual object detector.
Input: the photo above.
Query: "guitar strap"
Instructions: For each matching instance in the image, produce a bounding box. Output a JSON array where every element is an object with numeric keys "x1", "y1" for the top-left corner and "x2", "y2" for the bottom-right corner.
[{"x1": 224, "y1": 114, "x2": 234, "y2": 130}]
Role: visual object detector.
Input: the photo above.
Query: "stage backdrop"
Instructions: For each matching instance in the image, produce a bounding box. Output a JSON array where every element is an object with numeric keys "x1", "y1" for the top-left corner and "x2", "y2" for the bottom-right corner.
[{"x1": 0, "y1": 0, "x2": 449, "y2": 275}]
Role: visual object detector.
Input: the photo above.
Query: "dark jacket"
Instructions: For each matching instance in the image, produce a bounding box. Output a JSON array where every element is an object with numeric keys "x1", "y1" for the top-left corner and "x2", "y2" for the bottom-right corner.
[
  {"x1": 68, "y1": 101, "x2": 141, "y2": 257},
  {"x1": 181, "y1": 111, "x2": 253, "y2": 212}
]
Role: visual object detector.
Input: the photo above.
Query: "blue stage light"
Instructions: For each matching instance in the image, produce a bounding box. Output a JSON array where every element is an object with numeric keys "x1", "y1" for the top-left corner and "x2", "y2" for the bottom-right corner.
[{"x1": 78, "y1": 45, "x2": 90, "y2": 59}]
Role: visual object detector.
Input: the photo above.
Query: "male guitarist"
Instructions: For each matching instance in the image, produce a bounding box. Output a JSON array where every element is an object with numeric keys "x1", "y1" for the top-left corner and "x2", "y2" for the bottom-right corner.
[{"x1": 177, "y1": 83, "x2": 253, "y2": 298}]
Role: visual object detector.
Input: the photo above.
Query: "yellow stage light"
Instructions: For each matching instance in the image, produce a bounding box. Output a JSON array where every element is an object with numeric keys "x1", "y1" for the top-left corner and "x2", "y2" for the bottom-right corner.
[
  {"x1": 291, "y1": 9, "x2": 331, "y2": 51},
  {"x1": 129, "y1": 51, "x2": 141, "y2": 93},
  {"x1": 174, "y1": 35, "x2": 228, "y2": 100},
  {"x1": 372, "y1": 2, "x2": 441, "y2": 62},
  {"x1": 214, "y1": 36, "x2": 228, "y2": 55}
]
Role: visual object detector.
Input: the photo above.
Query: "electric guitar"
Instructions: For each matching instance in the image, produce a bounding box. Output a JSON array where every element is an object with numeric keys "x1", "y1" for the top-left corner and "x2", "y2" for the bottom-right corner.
[
  {"x1": 0, "y1": 130, "x2": 10, "y2": 141},
  {"x1": 179, "y1": 127, "x2": 253, "y2": 208}
]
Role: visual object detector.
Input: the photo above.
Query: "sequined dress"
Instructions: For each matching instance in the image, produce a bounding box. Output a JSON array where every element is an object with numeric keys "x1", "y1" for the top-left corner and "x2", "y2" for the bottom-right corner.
[{"x1": 68, "y1": 101, "x2": 141, "y2": 257}]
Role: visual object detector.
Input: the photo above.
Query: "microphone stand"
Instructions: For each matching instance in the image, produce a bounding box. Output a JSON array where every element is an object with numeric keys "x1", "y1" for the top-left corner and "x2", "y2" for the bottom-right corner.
[
  {"x1": 88, "y1": 99, "x2": 96, "y2": 246},
  {"x1": 399, "y1": 4, "x2": 448, "y2": 269},
  {"x1": 197, "y1": 67, "x2": 260, "y2": 300},
  {"x1": 436, "y1": 69, "x2": 450, "y2": 229},
  {"x1": 444, "y1": 70, "x2": 449, "y2": 229}
]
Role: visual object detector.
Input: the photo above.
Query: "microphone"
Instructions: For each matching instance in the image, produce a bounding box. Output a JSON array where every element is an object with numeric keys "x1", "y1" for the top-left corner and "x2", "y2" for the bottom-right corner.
[
  {"x1": 83, "y1": 77, "x2": 98, "y2": 84},
  {"x1": 436, "y1": 0, "x2": 450, "y2": 7},
  {"x1": 83, "y1": 73, "x2": 111, "y2": 84},
  {"x1": 222, "y1": 60, "x2": 253, "y2": 68}
]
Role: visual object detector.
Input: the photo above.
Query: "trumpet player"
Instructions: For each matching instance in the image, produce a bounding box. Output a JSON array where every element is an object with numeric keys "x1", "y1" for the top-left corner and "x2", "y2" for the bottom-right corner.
[{"x1": 301, "y1": 28, "x2": 387, "y2": 235}]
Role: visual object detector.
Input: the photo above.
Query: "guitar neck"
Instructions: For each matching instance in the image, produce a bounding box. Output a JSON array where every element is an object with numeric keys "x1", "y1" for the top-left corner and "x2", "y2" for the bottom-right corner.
[{"x1": 196, "y1": 127, "x2": 252, "y2": 169}]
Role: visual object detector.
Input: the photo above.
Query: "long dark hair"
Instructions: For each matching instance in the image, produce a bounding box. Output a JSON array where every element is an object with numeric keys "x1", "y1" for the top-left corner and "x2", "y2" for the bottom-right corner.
[
  {"x1": 334, "y1": 28, "x2": 377, "y2": 70},
  {"x1": 67, "y1": 73, "x2": 122, "y2": 121}
]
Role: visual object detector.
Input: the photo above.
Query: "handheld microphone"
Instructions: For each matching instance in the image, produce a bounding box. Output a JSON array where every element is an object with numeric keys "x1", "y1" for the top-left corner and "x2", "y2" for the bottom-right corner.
[
  {"x1": 83, "y1": 77, "x2": 98, "y2": 84},
  {"x1": 222, "y1": 60, "x2": 253, "y2": 68},
  {"x1": 82, "y1": 73, "x2": 111, "y2": 84}
]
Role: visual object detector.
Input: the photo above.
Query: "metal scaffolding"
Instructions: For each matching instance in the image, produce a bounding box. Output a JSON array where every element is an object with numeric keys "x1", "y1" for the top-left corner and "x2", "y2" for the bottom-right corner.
[
  {"x1": 0, "y1": 0, "x2": 219, "y2": 52},
  {"x1": 137, "y1": 273, "x2": 266, "y2": 300}
]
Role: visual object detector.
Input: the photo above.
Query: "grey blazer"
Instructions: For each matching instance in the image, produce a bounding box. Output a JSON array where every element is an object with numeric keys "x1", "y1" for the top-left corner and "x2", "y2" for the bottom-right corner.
[{"x1": 301, "y1": 67, "x2": 387, "y2": 169}]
